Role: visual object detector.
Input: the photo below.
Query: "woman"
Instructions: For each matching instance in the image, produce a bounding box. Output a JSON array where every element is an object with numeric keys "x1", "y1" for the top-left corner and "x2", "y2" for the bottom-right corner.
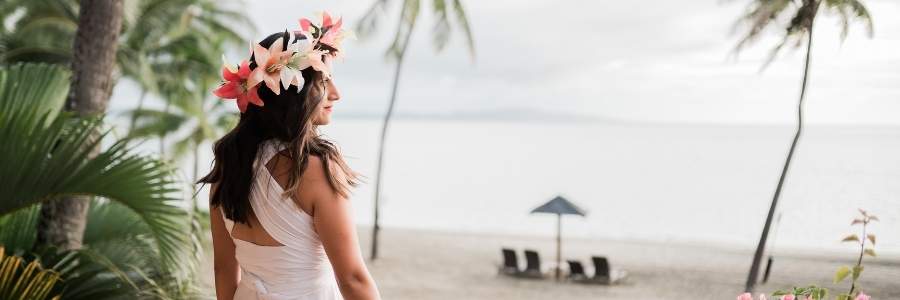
[{"x1": 200, "y1": 13, "x2": 380, "y2": 300}]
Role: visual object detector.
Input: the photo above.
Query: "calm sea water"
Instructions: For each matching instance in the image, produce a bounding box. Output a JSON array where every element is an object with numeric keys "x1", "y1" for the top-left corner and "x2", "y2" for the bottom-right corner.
[{"x1": 192, "y1": 118, "x2": 900, "y2": 255}]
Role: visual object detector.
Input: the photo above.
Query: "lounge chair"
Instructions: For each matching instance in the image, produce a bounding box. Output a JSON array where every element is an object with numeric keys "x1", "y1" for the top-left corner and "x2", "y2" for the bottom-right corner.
[
  {"x1": 521, "y1": 249, "x2": 544, "y2": 279},
  {"x1": 566, "y1": 260, "x2": 589, "y2": 281},
  {"x1": 498, "y1": 248, "x2": 520, "y2": 276},
  {"x1": 591, "y1": 256, "x2": 627, "y2": 284}
]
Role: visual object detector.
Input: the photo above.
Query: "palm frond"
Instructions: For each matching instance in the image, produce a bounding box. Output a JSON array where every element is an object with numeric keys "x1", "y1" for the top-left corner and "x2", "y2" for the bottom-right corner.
[
  {"x1": 355, "y1": 0, "x2": 392, "y2": 40},
  {"x1": 431, "y1": 0, "x2": 450, "y2": 52},
  {"x1": 450, "y1": 0, "x2": 476, "y2": 59},
  {"x1": 0, "y1": 63, "x2": 193, "y2": 279},
  {"x1": 733, "y1": 0, "x2": 874, "y2": 65},
  {"x1": 823, "y1": 0, "x2": 873, "y2": 39},
  {"x1": 385, "y1": 0, "x2": 421, "y2": 60},
  {"x1": 732, "y1": 0, "x2": 795, "y2": 54},
  {"x1": 357, "y1": 0, "x2": 474, "y2": 60},
  {"x1": 34, "y1": 247, "x2": 142, "y2": 300},
  {"x1": 0, "y1": 205, "x2": 40, "y2": 255},
  {"x1": 0, "y1": 247, "x2": 61, "y2": 300},
  {"x1": 0, "y1": 63, "x2": 70, "y2": 123},
  {"x1": 127, "y1": 108, "x2": 189, "y2": 138}
]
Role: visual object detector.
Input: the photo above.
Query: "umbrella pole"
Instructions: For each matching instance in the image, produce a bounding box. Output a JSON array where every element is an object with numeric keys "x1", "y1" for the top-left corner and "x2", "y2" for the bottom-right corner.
[{"x1": 556, "y1": 213, "x2": 562, "y2": 281}]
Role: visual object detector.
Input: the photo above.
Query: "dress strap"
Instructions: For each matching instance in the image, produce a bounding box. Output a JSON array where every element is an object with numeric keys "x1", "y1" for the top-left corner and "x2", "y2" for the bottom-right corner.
[
  {"x1": 219, "y1": 206, "x2": 235, "y2": 238},
  {"x1": 255, "y1": 140, "x2": 288, "y2": 170}
]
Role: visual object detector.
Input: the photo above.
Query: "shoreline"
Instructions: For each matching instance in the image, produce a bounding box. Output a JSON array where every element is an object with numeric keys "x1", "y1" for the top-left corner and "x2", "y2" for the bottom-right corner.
[{"x1": 368, "y1": 225, "x2": 900, "y2": 262}]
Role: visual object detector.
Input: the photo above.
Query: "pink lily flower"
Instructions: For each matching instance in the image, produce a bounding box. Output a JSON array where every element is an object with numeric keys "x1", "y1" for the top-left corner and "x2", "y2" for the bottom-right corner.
[
  {"x1": 213, "y1": 57, "x2": 262, "y2": 112},
  {"x1": 282, "y1": 33, "x2": 331, "y2": 90},
  {"x1": 249, "y1": 37, "x2": 291, "y2": 95},
  {"x1": 318, "y1": 12, "x2": 343, "y2": 46},
  {"x1": 298, "y1": 11, "x2": 352, "y2": 53},
  {"x1": 738, "y1": 293, "x2": 753, "y2": 300},
  {"x1": 856, "y1": 292, "x2": 871, "y2": 300},
  {"x1": 781, "y1": 295, "x2": 795, "y2": 300}
]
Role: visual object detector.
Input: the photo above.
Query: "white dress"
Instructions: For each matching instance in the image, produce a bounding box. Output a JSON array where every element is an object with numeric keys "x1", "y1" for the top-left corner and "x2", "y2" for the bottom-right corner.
[{"x1": 220, "y1": 140, "x2": 343, "y2": 300}]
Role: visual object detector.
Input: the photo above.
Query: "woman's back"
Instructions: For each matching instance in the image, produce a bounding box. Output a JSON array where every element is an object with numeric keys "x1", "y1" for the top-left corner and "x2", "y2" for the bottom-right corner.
[{"x1": 220, "y1": 140, "x2": 342, "y2": 299}]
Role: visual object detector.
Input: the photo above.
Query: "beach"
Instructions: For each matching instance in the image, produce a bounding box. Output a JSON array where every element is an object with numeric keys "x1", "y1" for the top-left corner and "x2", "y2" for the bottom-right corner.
[
  {"x1": 194, "y1": 120, "x2": 900, "y2": 299},
  {"x1": 202, "y1": 226, "x2": 900, "y2": 299}
]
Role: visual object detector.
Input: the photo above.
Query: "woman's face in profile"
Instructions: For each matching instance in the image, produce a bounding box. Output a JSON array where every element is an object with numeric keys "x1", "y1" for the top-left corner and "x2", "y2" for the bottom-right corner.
[{"x1": 312, "y1": 76, "x2": 341, "y2": 126}]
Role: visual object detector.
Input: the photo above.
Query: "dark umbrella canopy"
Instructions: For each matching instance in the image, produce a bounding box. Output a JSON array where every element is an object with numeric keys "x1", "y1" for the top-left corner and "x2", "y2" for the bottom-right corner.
[
  {"x1": 530, "y1": 196, "x2": 586, "y2": 216},
  {"x1": 530, "y1": 195, "x2": 587, "y2": 281}
]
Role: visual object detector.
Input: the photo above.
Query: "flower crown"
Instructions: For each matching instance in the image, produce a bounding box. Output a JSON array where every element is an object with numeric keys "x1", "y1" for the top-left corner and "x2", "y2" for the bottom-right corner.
[{"x1": 213, "y1": 12, "x2": 353, "y2": 112}]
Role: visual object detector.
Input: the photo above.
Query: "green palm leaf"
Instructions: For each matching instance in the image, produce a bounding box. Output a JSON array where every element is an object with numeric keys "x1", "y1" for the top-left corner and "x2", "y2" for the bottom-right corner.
[
  {"x1": 0, "y1": 63, "x2": 69, "y2": 123},
  {"x1": 733, "y1": 0, "x2": 874, "y2": 67},
  {"x1": 34, "y1": 246, "x2": 142, "y2": 300},
  {"x1": 0, "y1": 206, "x2": 40, "y2": 256},
  {"x1": 0, "y1": 63, "x2": 192, "y2": 279}
]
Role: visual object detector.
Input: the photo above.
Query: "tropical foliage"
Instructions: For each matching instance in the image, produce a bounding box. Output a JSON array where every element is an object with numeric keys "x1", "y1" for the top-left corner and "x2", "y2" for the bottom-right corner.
[
  {"x1": 0, "y1": 62, "x2": 195, "y2": 298},
  {"x1": 737, "y1": 210, "x2": 879, "y2": 300},
  {"x1": 733, "y1": 0, "x2": 873, "y2": 65},
  {"x1": 0, "y1": 0, "x2": 252, "y2": 158},
  {"x1": 0, "y1": 247, "x2": 61, "y2": 300},
  {"x1": 0, "y1": 0, "x2": 252, "y2": 297}
]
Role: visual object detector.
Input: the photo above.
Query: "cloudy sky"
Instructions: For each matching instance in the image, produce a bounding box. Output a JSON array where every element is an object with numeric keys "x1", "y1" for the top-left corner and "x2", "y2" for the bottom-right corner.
[{"x1": 115, "y1": 0, "x2": 900, "y2": 126}]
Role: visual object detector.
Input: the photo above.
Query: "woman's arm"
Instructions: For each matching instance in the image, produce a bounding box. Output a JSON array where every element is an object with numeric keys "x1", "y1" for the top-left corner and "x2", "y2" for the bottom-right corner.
[
  {"x1": 302, "y1": 156, "x2": 380, "y2": 300},
  {"x1": 210, "y1": 183, "x2": 240, "y2": 300}
]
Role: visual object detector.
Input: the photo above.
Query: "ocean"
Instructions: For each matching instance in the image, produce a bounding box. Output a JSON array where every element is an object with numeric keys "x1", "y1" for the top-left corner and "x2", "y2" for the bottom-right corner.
[{"x1": 191, "y1": 118, "x2": 900, "y2": 255}]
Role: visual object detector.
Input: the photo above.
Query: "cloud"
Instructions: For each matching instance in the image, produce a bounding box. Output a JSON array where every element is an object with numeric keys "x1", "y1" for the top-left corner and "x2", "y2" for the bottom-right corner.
[{"x1": 112, "y1": 0, "x2": 900, "y2": 126}]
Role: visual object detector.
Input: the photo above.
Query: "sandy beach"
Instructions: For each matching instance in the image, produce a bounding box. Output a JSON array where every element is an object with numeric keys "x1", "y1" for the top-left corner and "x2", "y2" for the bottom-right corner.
[{"x1": 202, "y1": 227, "x2": 900, "y2": 299}]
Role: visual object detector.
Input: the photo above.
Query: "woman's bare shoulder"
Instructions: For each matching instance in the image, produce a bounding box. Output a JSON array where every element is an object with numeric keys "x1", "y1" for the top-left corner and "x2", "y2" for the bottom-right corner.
[{"x1": 298, "y1": 155, "x2": 338, "y2": 196}]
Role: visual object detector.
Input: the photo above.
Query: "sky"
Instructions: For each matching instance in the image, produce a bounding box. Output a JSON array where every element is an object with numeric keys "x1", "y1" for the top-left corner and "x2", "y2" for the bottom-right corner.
[{"x1": 110, "y1": 0, "x2": 900, "y2": 126}]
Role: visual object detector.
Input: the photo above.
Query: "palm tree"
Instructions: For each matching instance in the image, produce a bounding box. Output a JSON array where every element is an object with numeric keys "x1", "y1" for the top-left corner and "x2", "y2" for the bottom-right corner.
[
  {"x1": 0, "y1": 63, "x2": 195, "y2": 298},
  {"x1": 731, "y1": 0, "x2": 873, "y2": 292},
  {"x1": 356, "y1": 0, "x2": 476, "y2": 260},
  {"x1": 0, "y1": 0, "x2": 252, "y2": 254},
  {"x1": 0, "y1": 0, "x2": 254, "y2": 153},
  {"x1": 0, "y1": 0, "x2": 78, "y2": 64},
  {"x1": 35, "y1": 0, "x2": 125, "y2": 252},
  {"x1": 116, "y1": 0, "x2": 252, "y2": 154}
]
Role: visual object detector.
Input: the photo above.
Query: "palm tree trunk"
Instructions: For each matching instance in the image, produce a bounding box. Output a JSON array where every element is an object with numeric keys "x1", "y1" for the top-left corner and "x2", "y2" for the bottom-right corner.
[
  {"x1": 745, "y1": 23, "x2": 815, "y2": 293},
  {"x1": 371, "y1": 30, "x2": 414, "y2": 261},
  {"x1": 35, "y1": 0, "x2": 124, "y2": 251}
]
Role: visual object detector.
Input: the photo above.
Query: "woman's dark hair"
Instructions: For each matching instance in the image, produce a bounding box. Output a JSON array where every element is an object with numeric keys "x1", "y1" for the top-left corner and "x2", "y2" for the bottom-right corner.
[{"x1": 199, "y1": 31, "x2": 358, "y2": 225}]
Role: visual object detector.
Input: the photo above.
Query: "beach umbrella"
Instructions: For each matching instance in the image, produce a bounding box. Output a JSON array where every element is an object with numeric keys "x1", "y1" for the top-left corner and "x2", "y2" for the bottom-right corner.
[{"x1": 530, "y1": 195, "x2": 587, "y2": 281}]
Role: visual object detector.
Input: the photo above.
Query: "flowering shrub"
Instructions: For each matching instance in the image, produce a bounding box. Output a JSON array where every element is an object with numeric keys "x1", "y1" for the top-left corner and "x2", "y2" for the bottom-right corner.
[{"x1": 738, "y1": 209, "x2": 878, "y2": 300}]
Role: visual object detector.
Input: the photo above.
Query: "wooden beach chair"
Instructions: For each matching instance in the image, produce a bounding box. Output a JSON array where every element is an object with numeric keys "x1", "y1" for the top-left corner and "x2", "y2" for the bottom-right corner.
[
  {"x1": 498, "y1": 248, "x2": 521, "y2": 276},
  {"x1": 590, "y1": 256, "x2": 628, "y2": 284},
  {"x1": 521, "y1": 249, "x2": 544, "y2": 279},
  {"x1": 566, "y1": 260, "x2": 589, "y2": 281}
]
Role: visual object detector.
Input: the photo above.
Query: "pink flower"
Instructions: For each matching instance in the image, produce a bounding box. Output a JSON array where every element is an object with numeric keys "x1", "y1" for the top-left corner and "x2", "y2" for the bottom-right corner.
[
  {"x1": 318, "y1": 12, "x2": 343, "y2": 47},
  {"x1": 213, "y1": 57, "x2": 263, "y2": 112},
  {"x1": 298, "y1": 11, "x2": 352, "y2": 54},
  {"x1": 781, "y1": 295, "x2": 795, "y2": 300},
  {"x1": 856, "y1": 292, "x2": 871, "y2": 300},
  {"x1": 249, "y1": 36, "x2": 291, "y2": 95},
  {"x1": 736, "y1": 292, "x2": 770, "y2": 300}
]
